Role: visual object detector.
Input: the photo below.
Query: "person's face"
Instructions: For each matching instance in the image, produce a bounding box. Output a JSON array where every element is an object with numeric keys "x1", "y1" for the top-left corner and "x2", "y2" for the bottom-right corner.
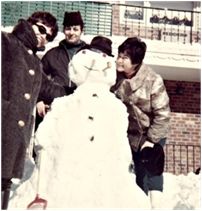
[
  {"x1": 64, "y1": 25, "x2": 82, "y2": 44},
  {"x1": 32, "y1": 22, "x2": 52, "y2": 48},
  {"x1": 116, "y1": 52, "x2": 136, "y2": 76}
]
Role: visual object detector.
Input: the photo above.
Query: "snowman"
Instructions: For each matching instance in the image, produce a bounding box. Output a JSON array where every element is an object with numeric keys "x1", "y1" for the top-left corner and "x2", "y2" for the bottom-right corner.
[{"x1": 9, "y1": 36, "x2": 151, "y2": 209}]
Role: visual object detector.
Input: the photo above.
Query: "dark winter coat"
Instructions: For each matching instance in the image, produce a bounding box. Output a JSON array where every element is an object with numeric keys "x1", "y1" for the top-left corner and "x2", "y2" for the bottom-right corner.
[
  {"x1": 1, "y1": 19, "x2": 66, "y2": 179},
  {"x1": 41, "y1": 39, "x2": 86, "y2": 90}
]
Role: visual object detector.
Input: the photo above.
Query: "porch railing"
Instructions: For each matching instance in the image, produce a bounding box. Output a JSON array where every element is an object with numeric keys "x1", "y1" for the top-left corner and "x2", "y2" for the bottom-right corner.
[
  {"x1": 164, "y1": 143, "x2": 201, "y2": 175},
  {"x1": 113, "y1": 3, "x2": 201, "y2": 44},
  {"x1": 1, "y1": 1, "x2": 201, "y2": 44}
]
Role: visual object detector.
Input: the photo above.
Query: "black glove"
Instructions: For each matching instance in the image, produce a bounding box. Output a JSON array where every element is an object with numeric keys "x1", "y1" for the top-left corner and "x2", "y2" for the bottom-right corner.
[{"x1": 140, "y1": 143, "x2": 165, "y2": 176}]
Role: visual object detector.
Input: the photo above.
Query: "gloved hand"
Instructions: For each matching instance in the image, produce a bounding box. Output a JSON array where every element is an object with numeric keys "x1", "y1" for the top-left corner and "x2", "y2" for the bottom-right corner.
[
  {"x1": 64, "y1": 86, "x2": 77, "y2": 95},
  {"x1": 140, "y1": 143, "x2": 165, "y2": 176}
]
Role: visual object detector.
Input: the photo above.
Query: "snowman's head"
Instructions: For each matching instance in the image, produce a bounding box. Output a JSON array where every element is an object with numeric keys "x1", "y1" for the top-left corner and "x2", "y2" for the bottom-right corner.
[{"x1": 69, "y1": 36, "x2": 116, "y2": 87}]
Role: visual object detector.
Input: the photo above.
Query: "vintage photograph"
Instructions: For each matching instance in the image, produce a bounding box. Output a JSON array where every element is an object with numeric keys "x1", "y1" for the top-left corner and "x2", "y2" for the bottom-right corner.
[{"x1": 1, "y1": 0, "x2": 201, "y2": 210}]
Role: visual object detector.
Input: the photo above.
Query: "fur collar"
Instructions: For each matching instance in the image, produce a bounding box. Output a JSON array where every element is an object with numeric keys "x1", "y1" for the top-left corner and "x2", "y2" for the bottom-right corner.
[{"x1": 12, "y1": 19, "x2": 38, "y2": 53}]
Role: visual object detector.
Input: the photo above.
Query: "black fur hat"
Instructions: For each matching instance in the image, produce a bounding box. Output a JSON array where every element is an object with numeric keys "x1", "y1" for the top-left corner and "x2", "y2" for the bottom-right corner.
[
  {"x1": 77, "y1": 36, "x2": 114, "y2": 57},
  {"x1": 63, "y1": 11, "x2": 84, "y2": 29},
  {"x1": 140, "y1": 143, "x2": 165, "y2": 176},
  {"x1": 90, "y1": 36, "x2": 114, "y2": 57}
]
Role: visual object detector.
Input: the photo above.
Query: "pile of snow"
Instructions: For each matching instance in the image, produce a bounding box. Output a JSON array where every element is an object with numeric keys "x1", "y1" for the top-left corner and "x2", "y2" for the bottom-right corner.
[{"x1": 9, "y1": 157, "x2": 201, "y2": 209}]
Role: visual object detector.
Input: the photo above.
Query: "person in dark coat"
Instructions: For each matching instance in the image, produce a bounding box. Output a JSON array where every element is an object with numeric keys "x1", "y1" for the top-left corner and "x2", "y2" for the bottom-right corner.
[
  {"x1": 35, "y1": 11, "x2": 86, "y2": 126},
  {"x1": 1, "y1": 11, "x2": 65, "y2": 209}
]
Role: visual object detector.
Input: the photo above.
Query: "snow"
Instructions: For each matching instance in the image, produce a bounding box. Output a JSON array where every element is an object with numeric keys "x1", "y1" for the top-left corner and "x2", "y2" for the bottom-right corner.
[
  {"x1": 2, "y1": 26, "x2": 201, "y2": 210},
  {"x1": 8, "y1": 157, "x2": 201, "y2": 209},
  {"x1": 8, "y1": 160, "x2": 201, "y2": 209}
]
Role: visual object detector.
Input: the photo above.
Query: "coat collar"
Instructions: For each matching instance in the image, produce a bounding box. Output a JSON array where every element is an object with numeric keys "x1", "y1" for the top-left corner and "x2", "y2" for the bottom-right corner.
[
  {"x1": 12, "y1": 19, "x2": 38, "y2": 53},
  {"x1": 128, "y1": 63, "x2": 149, "y2": 91},
  {"x1": 59, "y1": 39, "x2": 86, "y2": 60},
  {"x1": 59, "y1": 39, "x2": 86, "y2": 49}
]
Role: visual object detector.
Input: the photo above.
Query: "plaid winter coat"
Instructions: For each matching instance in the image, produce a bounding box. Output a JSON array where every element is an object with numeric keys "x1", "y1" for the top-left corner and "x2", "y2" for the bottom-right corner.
[{"x1": 112, "y1": 63, "x2": 170, "y2": 151}]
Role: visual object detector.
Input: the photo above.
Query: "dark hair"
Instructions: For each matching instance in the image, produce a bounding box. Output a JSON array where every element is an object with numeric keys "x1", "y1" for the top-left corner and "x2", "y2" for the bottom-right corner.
[
  {"x1": 27, "y1": 11, "x2": 58, "y2": 41},
  {"x1": 118, "y1": 37, "x2": 147, "y2": 65}
]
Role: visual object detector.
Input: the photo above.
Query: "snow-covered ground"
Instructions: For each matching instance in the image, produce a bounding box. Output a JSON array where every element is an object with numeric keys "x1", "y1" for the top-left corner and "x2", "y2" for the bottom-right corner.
[{"x1": 9, "y1": 159, "x2": 201, "y2": 209}]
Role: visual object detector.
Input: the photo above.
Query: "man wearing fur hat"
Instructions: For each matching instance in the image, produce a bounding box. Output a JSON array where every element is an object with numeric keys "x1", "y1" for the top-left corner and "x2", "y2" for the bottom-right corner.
[{"x1": 36, "y1": 11, "x2": 86, "y2": 127}]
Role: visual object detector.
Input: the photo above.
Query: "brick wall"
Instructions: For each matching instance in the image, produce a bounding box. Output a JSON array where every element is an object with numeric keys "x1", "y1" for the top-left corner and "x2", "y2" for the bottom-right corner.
[
  {"x1": 164, "y1": 80, "x2": 200, "y2": 114},
  {"x1": 165, "y1": 112, "x2": 201, "y2": 175},
  {"x1": 163, "y1": 80, "x2": 200, "y2": 175}
]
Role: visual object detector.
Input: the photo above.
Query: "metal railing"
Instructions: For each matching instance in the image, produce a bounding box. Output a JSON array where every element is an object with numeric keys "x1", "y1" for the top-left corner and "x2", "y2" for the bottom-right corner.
[
  {"x1": 1, "y1": 1, "x2": 201, "y2": 44},
  {"x1": 164, "y1": 144, "x2": 201, "y2": 175},
  {"x1": 113, "y1": 3, "x2": 201, "y2": 44}
]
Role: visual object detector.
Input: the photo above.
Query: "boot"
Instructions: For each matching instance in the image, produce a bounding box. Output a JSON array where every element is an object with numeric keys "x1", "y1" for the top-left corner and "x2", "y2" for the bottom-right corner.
[
  {"x1": 1, "y1": 189, "x2": 11, "y2": 210},
  {"x1": 1, "y1": 179, "x2": 12, "y2": 210},
  {"x1": 149, "y1": 190, "x2": 163, "y2": 209}
]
